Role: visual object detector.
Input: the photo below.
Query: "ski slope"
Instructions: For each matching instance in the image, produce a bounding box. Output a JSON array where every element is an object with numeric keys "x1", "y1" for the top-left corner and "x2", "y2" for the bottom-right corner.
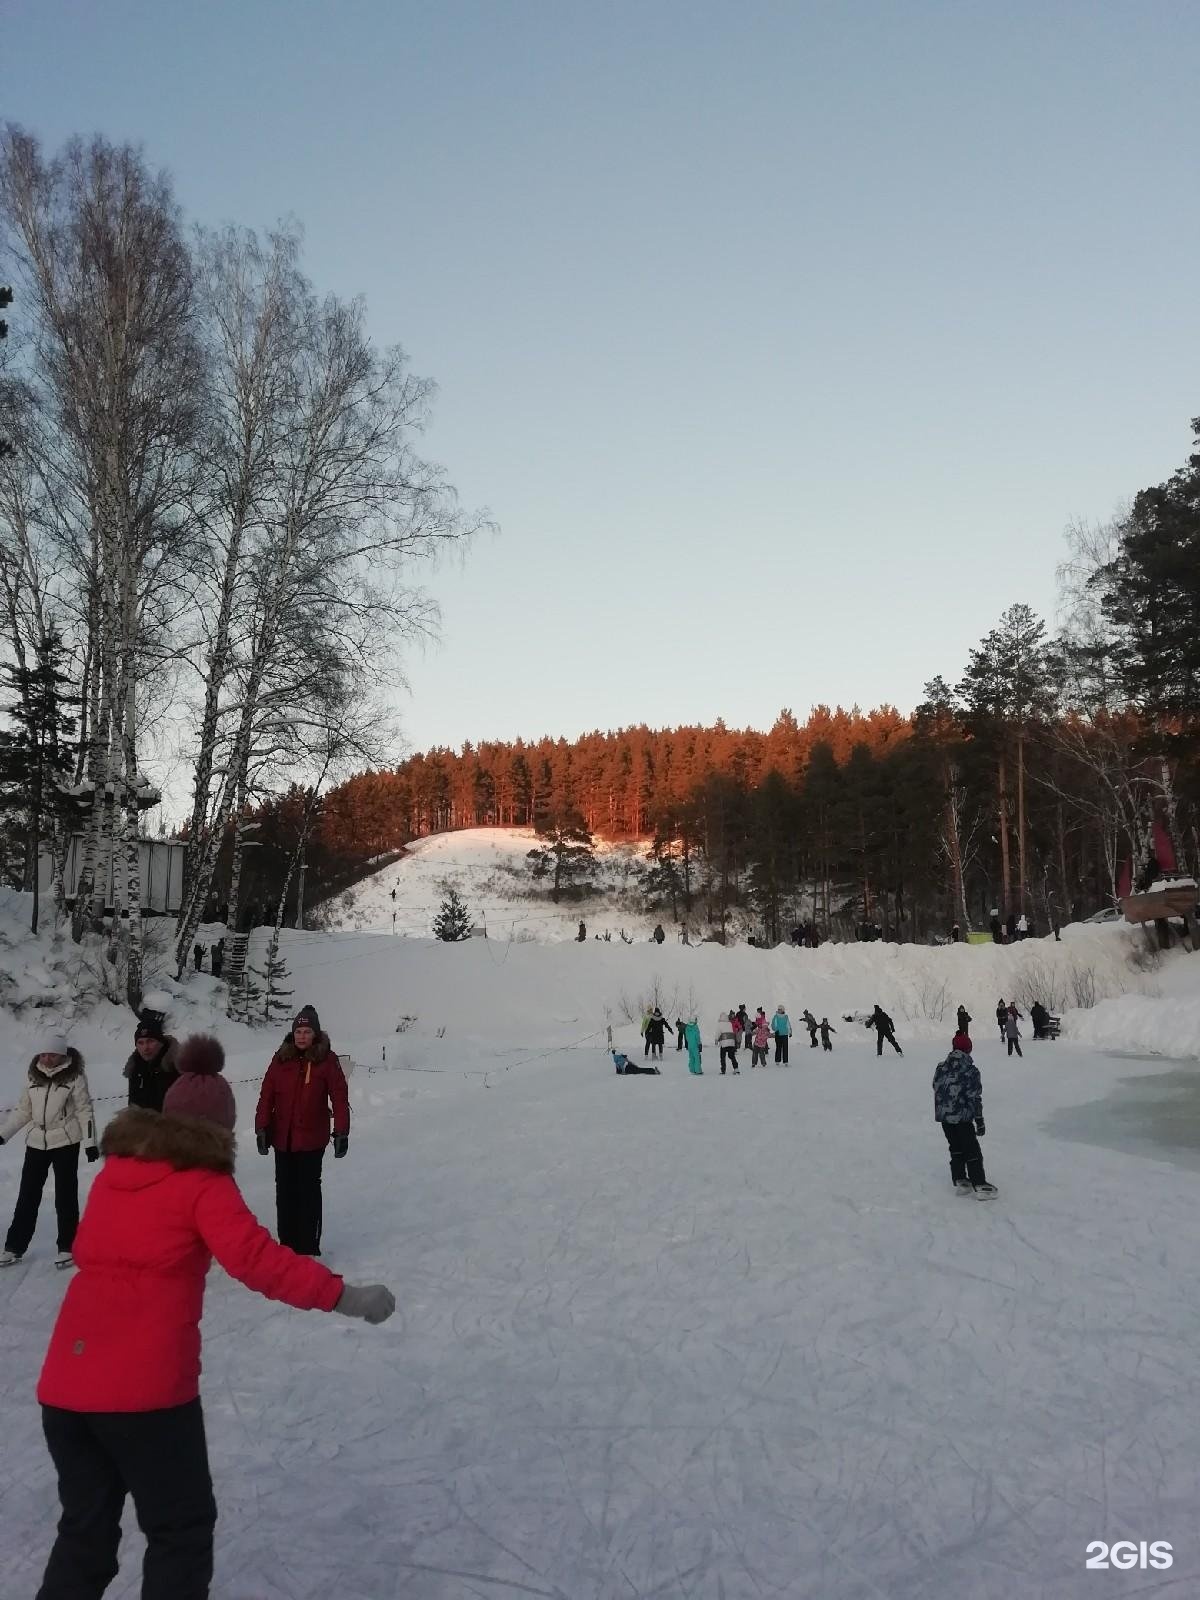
[
  {"x1": 2, "y1": 912, "x2": 1199, "y2": 1597},
  {"x1": 324, "y1": 827, "x2": 660, "y2": 942}
]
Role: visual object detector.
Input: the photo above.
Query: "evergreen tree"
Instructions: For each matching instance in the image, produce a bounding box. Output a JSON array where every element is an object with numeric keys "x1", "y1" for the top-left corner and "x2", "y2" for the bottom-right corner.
[
  {"x1": 1100, "y1": 418, "x2": 1200, "y2": 725},
  {"x1": 259, "y1": 932, "x2": 294, "y2": 1024},
  {"x1": 432, "y1": 883, "x2": 472, "y2": 940},
  {"x1": 526, "y1": 812, "x2": 596, "y2": 902},
  {"x1": 0, "y1": 626, "x2": 79, "y2": 932}
]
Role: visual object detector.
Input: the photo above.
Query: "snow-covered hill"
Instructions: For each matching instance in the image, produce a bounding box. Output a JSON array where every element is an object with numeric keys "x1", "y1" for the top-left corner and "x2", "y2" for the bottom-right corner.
[{"x1": 322, "y1": 826, "x2": 661, "y2": 941}]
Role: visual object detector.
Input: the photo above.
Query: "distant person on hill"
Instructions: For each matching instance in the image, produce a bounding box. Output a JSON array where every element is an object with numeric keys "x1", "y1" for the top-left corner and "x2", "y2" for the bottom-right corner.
[
  {"x1": 932, "y1": 1031, "x2": 997, "y2": 1197},
  {"x1": 644, "y1": 1008, "x2": 673, "y2": 1059},
  {"x1": 676, "y1": 1014, "x2": 686, "y2": 1050},
  {"x1": 124, "y1": 1016, "x2": 180, "y2": 1114},
  {"x1": 868, "y1": 1005, "x2": 902, "y2": 1056},
  {"x1": 802, "y1": 1009, "x2": 819, "y2": 1048},
  {"x1": 716, "y1": 1013, "x2": 740, "y2": 1075},
  {"x1": 577, "y1": 920, "x2": 586, "y2": 942},
  {"x1": 683, "y1": 1016, "x2": 703, "y2": 1074},
  {"x1": 255, "y1": 1005, "x2": 350, "y2": 1257},
  {"x1": 819, "y1": 1018, "x2": 836, "y2": 1052},
  {"x1": 771, "y1": 1005, "x2": 792, "y2": 1063},
  {"x1": 956, "y1": 1004, "x2": 971, "y2": 1036},
  {"x1": 652, "y1": 924, "x2": 665, "y2": 944},
  {"x1": 750, "y1": 1008, "x2": 770, "y2": 1067}
]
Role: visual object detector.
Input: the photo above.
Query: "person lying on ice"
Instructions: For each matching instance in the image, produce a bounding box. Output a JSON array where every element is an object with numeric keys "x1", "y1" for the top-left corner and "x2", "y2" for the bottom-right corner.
[{"x1": 932, "y1": 1031, "x2": 997, "y2": 1199}]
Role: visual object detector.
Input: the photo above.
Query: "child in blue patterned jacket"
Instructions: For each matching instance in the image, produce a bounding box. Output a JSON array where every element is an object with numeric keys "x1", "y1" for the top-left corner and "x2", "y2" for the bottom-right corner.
[{"x1": 932, "y1": 1032, "x2": 997, "y2": 1199}]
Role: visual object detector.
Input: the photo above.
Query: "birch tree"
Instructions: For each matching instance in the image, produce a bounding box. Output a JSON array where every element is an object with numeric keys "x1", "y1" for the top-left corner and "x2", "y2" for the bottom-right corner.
[{"x1": 0, "y1": 127, "x2": 202, "y2": 1007}]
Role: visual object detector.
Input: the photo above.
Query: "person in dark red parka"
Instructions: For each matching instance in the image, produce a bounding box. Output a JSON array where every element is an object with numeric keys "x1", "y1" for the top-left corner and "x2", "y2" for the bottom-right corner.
[
  {"x1": 254, "y1": 1004, "x2": 349, "y2": 1256},
  {"x1": 34, "y1": 1032, "x2": 394, "y2": 1600}
]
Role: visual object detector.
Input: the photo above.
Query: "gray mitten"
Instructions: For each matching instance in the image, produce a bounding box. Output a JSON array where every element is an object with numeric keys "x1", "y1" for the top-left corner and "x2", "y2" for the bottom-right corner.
[{"x1": 334, "y1": 1283, "x2": 396, "y2": 1325}]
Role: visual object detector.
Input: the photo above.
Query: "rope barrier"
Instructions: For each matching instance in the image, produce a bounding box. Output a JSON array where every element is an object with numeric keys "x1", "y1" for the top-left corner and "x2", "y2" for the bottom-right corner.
[{"x1": 0, "y1": 1027, "x2": 611, "y2": 1118}]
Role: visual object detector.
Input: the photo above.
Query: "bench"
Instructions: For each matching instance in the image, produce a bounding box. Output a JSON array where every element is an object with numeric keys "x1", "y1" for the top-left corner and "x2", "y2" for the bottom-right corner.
[{"x1": 1033, "y1": 1012, "x2": 1061, "y2": 1040}]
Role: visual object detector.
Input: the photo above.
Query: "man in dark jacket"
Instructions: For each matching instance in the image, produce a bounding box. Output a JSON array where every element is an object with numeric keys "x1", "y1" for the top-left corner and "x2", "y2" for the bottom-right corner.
[
  {"x1": 869, "y1": 1005, "x2": 902, "y2": 1056},
  {"x1": 123, "y1": 1020, "x2": 181, "y2": 1114}
]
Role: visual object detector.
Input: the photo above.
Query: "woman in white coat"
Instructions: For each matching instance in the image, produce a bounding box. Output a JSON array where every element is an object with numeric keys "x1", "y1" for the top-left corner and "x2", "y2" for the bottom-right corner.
[{"x1": 0, "y1": 1034, "x2": 97, "y2": 1268}]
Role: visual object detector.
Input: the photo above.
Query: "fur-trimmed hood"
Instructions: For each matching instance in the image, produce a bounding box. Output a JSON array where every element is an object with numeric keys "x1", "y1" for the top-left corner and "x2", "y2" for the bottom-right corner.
[
  {"x1": 100, "y1": 1106, "x2": 235, "y2": 1175},
  {"x1": 274, "y1": 1029, "x2": 333, "y2": 1066},
  {"x1": 28, "y1": 1047, "x2": 85, "y2": 1087}
]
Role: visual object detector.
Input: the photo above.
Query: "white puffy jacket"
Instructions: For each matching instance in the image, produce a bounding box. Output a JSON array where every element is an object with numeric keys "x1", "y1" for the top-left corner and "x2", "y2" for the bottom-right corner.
[{"x1": 0, "y1": 1051, "x2": 96, "y2": 1151}]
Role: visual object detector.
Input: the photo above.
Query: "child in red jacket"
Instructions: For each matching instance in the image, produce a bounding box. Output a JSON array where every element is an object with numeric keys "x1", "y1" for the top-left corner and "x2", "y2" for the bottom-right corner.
[
  {"x1": 254, "y1": 1003, "x2": 349, "y2": 1256},
  {"x1": 35, "y1": 1032, "x2": 393, "y2": 1600}
]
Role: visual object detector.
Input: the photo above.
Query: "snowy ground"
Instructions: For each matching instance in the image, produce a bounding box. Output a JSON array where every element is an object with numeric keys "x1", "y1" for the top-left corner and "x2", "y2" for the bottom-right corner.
[{"x1": 2, "y1": 898, "x2": 1199, "y2": 1597}]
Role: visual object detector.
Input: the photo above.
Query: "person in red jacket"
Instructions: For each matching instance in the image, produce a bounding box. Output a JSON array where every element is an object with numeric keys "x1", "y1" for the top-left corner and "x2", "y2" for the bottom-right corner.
[
  {"x1": 254, "y1": 1003, "x2": 349, "y2": 1256},
  {"x1": 34, "y1": 1032, "x2": 394, "y2": 1600}
]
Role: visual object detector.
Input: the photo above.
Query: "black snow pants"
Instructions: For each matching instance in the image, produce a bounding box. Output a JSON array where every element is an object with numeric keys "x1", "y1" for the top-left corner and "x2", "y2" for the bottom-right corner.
[
  {"x1": 876, "y1": 1029, "x2": 902, "y2": 1056},
  {"x1": 6, "y1": 1143, "x2": 80, "y2": 1256},
  {"x1": 941, "y1": 1120, "x2": 986, "y2": 1186},
  {"x1": 38, "y1": 1400, "x2": 216, "y2": 1600},
  {"x1": 274, "y1": 1148, "x2": 325, "y2": 1255},
  {"x1": 774, "y1": 1035, "x2": 789, "y2": 1063},
  {"x1": 719, "y1": 1047, "x2": 739, "y2": 1074},
  {"x1": 1007, "y1": 1038, "x2": 1023, "y2": 1057}
]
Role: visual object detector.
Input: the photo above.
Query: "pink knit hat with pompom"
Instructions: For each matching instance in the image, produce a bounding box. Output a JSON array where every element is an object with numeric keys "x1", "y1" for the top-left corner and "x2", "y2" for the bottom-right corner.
[{"x1": 163, "y1": 1034, "x2": 236, "y2": 1132}]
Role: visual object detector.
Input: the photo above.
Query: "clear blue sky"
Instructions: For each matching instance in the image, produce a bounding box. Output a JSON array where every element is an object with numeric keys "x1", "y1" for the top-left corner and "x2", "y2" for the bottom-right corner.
[{"x1": 7, "y1": 1, "x2": 1200, "y2": 757}]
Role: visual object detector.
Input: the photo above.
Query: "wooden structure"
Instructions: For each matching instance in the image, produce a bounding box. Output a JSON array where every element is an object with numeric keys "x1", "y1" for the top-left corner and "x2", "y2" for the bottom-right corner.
[{"x1": 1121, "y1": 879, "x2": 1198, "y2": 951}]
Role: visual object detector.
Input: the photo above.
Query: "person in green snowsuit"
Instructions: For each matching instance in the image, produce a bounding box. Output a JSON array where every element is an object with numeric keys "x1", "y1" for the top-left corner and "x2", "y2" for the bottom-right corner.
[{"x1": 683, "y1": 1016, "x2": 703, "y2": 1075}]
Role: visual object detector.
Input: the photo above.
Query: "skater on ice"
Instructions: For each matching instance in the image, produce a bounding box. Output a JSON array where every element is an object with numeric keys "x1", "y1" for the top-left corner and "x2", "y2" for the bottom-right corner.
[
  {"x1": 819, "y1": 1018, "x2": 836, "y2": 1051},
  {"x1": 995, "y1": 997, "x2": 1008, "y2": 1040},
  {"x1": 255, "y1": 1004, "x2": 350, "y2": 1256},
  {"x1": 32, "y1": 1033, "x2": 394, "y2": 1599},
  {"x1": 868, "y1": 1004, "x2": 902, "y2": 1055},
  {"x1": 802, "y1": 1008, "x2": 819, "y2": 1047},
  {"x1": 0, "y1": 1035, "x2": 97, "y2": 1269},
  {"x1": 749, "y1": 1007, "x2": 770, "y2": 1067},
  {"x1": 932, "y1": 1031, "x2": 997, "y2": 1198},
  {"x1": 771, "y1": 1004, "x2": 792, "y2": 1062},
  {"x1": 123, "y1": 1014, "x2": 180, "y2": 1113},
  {"x1": 683, "y1": 1016, "x2": 703, "y2": 1074},
  {"x1": 716, "y1": 1012, "x2": 740, "y2": 1074},
  {"x1": 956, "y1": 1003, "x2": 971, "y2": 1035},
  {"x1": 644, "y1": 1008, "x2": 673, "y2": 1059},
  {"x1": 1004, "y1": 1007, "x2": 1023, "y2": 1057}
]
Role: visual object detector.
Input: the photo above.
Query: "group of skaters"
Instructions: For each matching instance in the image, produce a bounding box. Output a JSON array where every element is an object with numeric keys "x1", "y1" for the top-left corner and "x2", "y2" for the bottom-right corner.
[{"x1": 0, "y1": 1003, "x2": 396, "y2": 1600}]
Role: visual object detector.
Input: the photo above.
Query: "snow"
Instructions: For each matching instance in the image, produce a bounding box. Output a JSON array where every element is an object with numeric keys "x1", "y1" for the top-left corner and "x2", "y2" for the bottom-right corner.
[
  {"x1": 325, "y1": 827, "x2": 662, "y2": 942},
  {"x1": 2, "y1": 857, "x2": 1200, "y2": 1596}
]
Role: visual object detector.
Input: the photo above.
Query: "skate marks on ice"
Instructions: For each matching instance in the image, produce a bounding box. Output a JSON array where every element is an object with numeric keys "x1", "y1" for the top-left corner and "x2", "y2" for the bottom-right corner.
[{"x1": 5, "y1": 1053, "x2": 1200, "y2": 1598}]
